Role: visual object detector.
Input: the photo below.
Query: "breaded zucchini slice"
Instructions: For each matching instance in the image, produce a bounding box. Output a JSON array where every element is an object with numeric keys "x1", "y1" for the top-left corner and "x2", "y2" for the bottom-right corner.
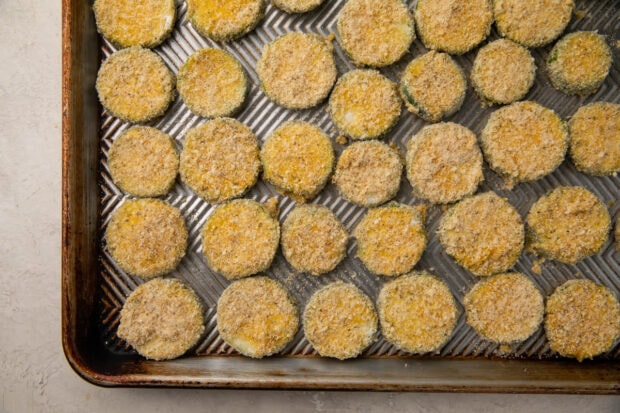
[
  {"x1": 108, "y1": 126, "x2": 178, "y2": 197},
  {"x1": 569, "y1": 102, "x2": 620, "y2": 176},
  {"x1": 464, "y1": 272, "x2": 543, "y2": 344},
  {"x1": 180, "y1": 118, "x2": 260, "y2": 204},
  {"x1": 281, "y1": 204, "x2": 348, "y2": 275},
  {"x1": 217, "y1": 277, "x2": 299, "y2": 358},
  {"x1": 406, "y1": 122, "x2": 483, "y2": 204},
  {"x1": 480, "y1": 101, "x2": 568, "y2": 187},
  {"x1": 93, "y1": 0, "x2": 176, "y2": 48},
  {"x1": 201, "y1": 199, "x2": 280, "y2": 279},
  {"x1": 271, "y1": 0, "x2": 324, "y2": 13},
  {"x1": 337, "y1": 0, "x2": 415, "y2": 67},
  {"x1": 545, "y1": 279, "x2": 620, "y2": 361},
  {"x1": 547, "y1": 31, "x2": 612, "y2": 96},
  {"x1": 414, "y1": 0, "x2": 493, "y2": 55},
  {"x1": 493, "y1": 0, "x2": 574, "y2": 48},
  {"x1": 333, "y1": 140, "x2": 403, "y2": 207},
  {"x1": 526, "y1": 186, "x2": 610, "y2": 264},
  {"x1": 303, "y1": 282, "x2": 377, "y2": 359},
  {"x1": 96, "y1": 47, "x2": 175, "y2": 123},
  {"x1": 471, "y1": 39, "x2": 536, "y2": 105},
  {"x1": 257, "y1": 32, "x2": 337, "y2": 109},
  {"x1": 177, "y1": 48, "x2": 247, "y2": 118},
  {"x1": 400, "y1": 51, "x2": 467, "y2": 123},
  {"x1": 106, "y1": 198, "x2": 188, "y2": 279},
  {"x1": 328, "y1": 69, "x2": 401, "y2": 140},
  {"x1": 261, "y1": 121, "x2": 334, "y2": 201},
  {"x1": 438, "y1": 192, "x2": 524, "y2": 277},
  {"x1": 353, "y1": 202, "x2": 427, "y2": 277},
  {"x1": 117, "y1": 278, "x2": 204, "y2": 360},
  {"x1": 378, "y1": 272, "x2": 458, "y2": 354},
  {"x1": 187, "y1": 0, "x2": 265, "y2": 42}
]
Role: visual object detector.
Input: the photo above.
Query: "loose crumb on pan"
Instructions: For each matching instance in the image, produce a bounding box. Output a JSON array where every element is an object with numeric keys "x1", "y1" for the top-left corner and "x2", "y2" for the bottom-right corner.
[
  {"x1": 480, "y1": 101, "x2": 568, "y2": 187},
  {"x1": 464, "y1": 272, "x2": 544, "y2": 344},
  {"x1": 547, "y1": 31, "x2": 612, "y2": 96},
  {"x1": 333, "y1": 140, "x2": 403, "y2": 207},
  {"x1": 471, "y1": 39, "x2": 536, "y2": 105},
  {"x1": 303, "y1": 282, "x2": 377, "y2": 359},
  {"x1": 400, "y1": 51, "x2": 467, "y2": 123},
  {"x1": 187, "y1": 0, "x2": 265, "y2": 41},
  {"x1": 281, "y1": 204, "x2": 348, "y2": 275},
  {"x1": 525, "y1": 186, "x2": 610, "y2": 264},
  {"x1": 378, "y1": 272, "x2": 458, "y2": 354},
  {"x1": 180, "y1": 118, "x2": 260, "y2": 204},
  {"x1": 337, "y1": 0, "x2": 415, "y2": 67},
  {"x1": 545, "y1": 279, "x2": 620, "y2": 361},
  {"x1": 201, "y1": 199, "x2": 280, "y2": 279},
  {"x1": 217, "y1": 277, "x2": 299, "y2": 358},
  {"x1": 107, "y1": 126, "x2": 179, "y2": 197},
  {"x1": 493, "y1": 0, "x2": 574, "y2": 48},
  {"x1": 177, "y1": 48, "x2": 247, "y2": 118},
  {"x1": 257, "y1": 32, "x2": 337, "y2": 109},
  {"x1": 414, "y1": 0, "x2": 493, "y2": 55},
  {"x1": 261, "y1": 121, "x2": 334, "y2": 201},
  {"x1": 117, "y1": 278, "x2": 205, "y2": 360},
  {"x1": 354, "y1": 202, "x2": 427, "y2": 277},
  {"x1": 93, "y1": 0, "x2": 176, "y2": 48},
  {"x1": 271, "y1": 0, "x2": 324, "y2": 13},
  {"x1": 568, "y1": 102, "x2": 620, "y2": 176},
  {"x1": 96, "y1": 47, "x2": 175, "y2": 123},
  {"x1": 106, "y1": 198, "x2": 188, "y2": 279},
  {"x1": 328, "y1": 69, "x2": 402, "y2": 140},
  {"x1": 406, "y1": 122, "x2": 483, "y2": 204},
  {"x1": 438, "y1": 192, "x2": 524, "y2": 277}
]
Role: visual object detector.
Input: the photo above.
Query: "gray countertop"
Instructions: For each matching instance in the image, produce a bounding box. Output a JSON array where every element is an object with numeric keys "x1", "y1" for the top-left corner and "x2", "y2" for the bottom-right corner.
[{"x1": 0, "y1": 1, "x2": 618, "y2": 411}]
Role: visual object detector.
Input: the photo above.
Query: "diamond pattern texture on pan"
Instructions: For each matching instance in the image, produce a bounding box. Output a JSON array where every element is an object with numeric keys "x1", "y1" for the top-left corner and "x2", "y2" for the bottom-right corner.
[{"x1": 98, "y1": 0, "x2": 620, "y2": 359}]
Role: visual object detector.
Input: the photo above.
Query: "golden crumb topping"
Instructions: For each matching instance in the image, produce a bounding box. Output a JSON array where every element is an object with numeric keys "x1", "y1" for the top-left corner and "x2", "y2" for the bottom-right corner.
[
  {"x1": 187, "y1": 0, "x2": 265, "y2": 41},
  {"x1": 272, "y1": 0, "x2": 324, "y2": 13}
]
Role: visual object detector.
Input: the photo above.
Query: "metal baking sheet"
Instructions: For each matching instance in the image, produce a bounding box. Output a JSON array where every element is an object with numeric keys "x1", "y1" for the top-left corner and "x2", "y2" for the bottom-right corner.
[{"x1": 62, "y1": 0, "x2": 620, "y2": 392}]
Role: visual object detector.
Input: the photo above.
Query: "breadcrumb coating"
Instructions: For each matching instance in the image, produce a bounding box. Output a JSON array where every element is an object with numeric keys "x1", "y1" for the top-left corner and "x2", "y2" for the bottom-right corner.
[
  {"x1": 271, "y1": 0, "x2": 324, "y2": 13},
  {"x1": 187, "y1": 0, "x2": 265, "y2": 41}
]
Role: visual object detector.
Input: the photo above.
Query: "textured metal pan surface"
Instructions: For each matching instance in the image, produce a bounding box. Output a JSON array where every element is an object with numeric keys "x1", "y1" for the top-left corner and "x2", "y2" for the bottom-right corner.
[{"x1": 96, "y1": 0, "x2": 619, "y2": 365}]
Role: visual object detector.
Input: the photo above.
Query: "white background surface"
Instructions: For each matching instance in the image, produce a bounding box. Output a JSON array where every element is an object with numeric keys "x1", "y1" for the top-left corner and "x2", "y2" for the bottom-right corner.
[{"x1": 0, "y1": 1, "x2": 618, "y2": 412}]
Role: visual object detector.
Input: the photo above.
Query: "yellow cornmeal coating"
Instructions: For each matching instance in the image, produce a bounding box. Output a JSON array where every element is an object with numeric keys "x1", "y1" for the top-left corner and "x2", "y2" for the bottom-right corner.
[
  {"x1": 414, "y1": 0, "x2": 493, "y2": 55},
  {"x1": 569, "y1": 102, "x2": 620, "y2": 176},
  {"x1": 464, "y1": 272, "x2": 543, "y2": 344},
  {"x1": 180, "y1": 118, "x2": 260, "y2": 204},
  {"x1": 400, "y1": 51, "x2": 467, "y2": 123},
  {"x1": 96, "y1": 47, "x2": 175, "y2": 123},
  {"x1": 217, "y1": 277, "x2": 298, "y2": 358},
  {"x1": 337, "y1": 0, "x2": 415, "y2": 67},
  {"x1": 545, "y1": 279, "x2": 620, "y2": 361},
  {"x1": 108, "y1": 126, "x2": 178, "y2": 197},
  {"x1": 471, "y1": 39, "x2": 536, "y2": 105},
  {"x1": 333, "y1": 141, "x2": 403, "y2": 207},
  {"x1": 406, "y1": 122, "x2": 483, "y2": 204},
  {"x1": 353, "y1": 203, "x2": 427, "y2": 277},
  {"x1": 257, "y1": 32, "x2": 337, "y2": 110},
  {"x1": 378, "y1": 273, "x2": 458, "y2": 354},
  {"x1": 281, "y1": 204, "x2": 348, "y2": 276},
  {"x1": 93, "y1": 0, "x2": 176, "y2": 48},
  {"x1": 526, "y1": 186, "x2": 610, "y2": 264},
  {"x1": 438, "y1": 192, "x2": 524, "y2": 277},
  {"x1": 261, "y1": 121, "x2": 334, "y2": 201},
  {"x1": 480, "y1": 101, "x2": 568, "y2": 187},
  {"x1": 187, "y1": 0, "x2": 265, "y2": 42},
  {"x1": 329, "y1": 70, "x2": 401, "y2": 140},
  {"x1": 201, "y1": 199, "x2": 279, "y2": 279},
  {"x1": 271, "y1": 0, "x2": 324, "y2": 13},
  {"x1": 106, "y1": 198, "x2": 188, "y2": 279},
  {"x1": 303, "y1": 282, "x2": 377, "y2": 359},
  {"x1": 493, "y1": 0, "x2": 574, "y2": 48},
  {"x1": 117, "y1": 278, "x2": 204, "y2": 360},
  {"x1": 177, "y1": 48, "x2": 247, "y2": 118},
  {"x1": 547, "y1": 31, "x2": 612, "y2": 96}
]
